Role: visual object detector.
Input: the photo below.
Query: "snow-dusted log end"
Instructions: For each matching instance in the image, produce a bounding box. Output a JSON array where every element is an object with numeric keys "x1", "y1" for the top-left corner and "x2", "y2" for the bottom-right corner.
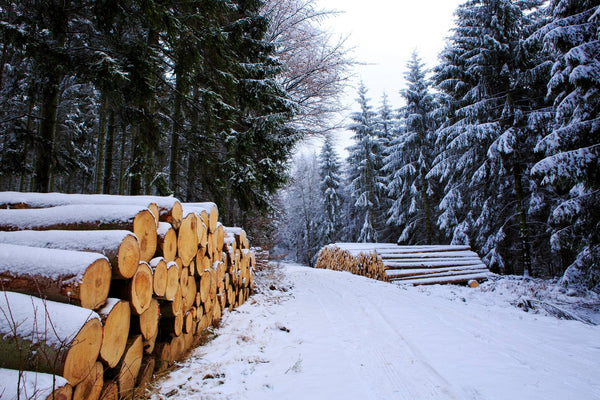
[
  {"x1": 0, "y1": 243, "x2": 111, "y2": 310},
  {"x1": 0, "y1": 291, "x2": 102, "y2": 386},
  {"x1": 0, "y1": 368, "x2": 73, "y2": 400},
  {"x1": 316, "y1": 243, "x2": 492, "y2": 286}
]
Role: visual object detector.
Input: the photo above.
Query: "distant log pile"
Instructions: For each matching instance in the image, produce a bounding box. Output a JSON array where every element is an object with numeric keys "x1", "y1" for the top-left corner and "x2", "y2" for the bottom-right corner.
[
  {"x1": 315, "y1": 243, "x2": 491, "y2": 285},
  {"x1": 0, "y1": 191, "x2": 255, "y2": 400}
]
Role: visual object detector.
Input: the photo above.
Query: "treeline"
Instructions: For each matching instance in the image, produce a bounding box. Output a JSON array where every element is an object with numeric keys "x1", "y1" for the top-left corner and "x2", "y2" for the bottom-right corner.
[
  {"x1": 0, "y1": 0, "x2": 350, "y2": 228},
  {"x1": 280, "y1": 0, "x2": 599, "y2": 291}
]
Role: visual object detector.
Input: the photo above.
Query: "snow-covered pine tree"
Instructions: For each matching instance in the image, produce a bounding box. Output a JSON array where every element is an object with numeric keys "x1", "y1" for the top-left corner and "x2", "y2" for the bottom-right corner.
[
  {"x1": 280, "y1": 153, "x2": 325, "y2": 266},
  {"x1": 319, "y1": 135, "x2": 343, "y2": 244},
  {"x1": 386, "y1": 51, "x2": 439, "y2": 245},
  {"x1": 346, "y1": 83, "x2": 386, "y2": 242},
  {"x1": 531, "y1": 1, "x2": 600, "y2": 290},
  {"x1": 431, "y1": 0, "x2": 546, "y2": 275}
]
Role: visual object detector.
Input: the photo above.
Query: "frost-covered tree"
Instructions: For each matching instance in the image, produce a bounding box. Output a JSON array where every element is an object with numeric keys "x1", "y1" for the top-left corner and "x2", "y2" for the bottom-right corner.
[
  {"x1": 263, "y1": 0, "x2": 352, "y2": 135},
  {"x1": 431, "y1": 0, "x2": 546, "y2": 275},
  {"x1": 280, "y1": 153, "x2": 324, "y2": 265},
  {"x1": 319, "y1": 135, "x2": 343, "y2": 244},
  {"x1": 531, "y1": 1, "x2": 600, "y2": 289},
  {"x1": 347, "y1": 83, "x2": 386, "y2": 242},
  {"x1": 386, "y1": 52, "x2": 440, "y2": 245}
]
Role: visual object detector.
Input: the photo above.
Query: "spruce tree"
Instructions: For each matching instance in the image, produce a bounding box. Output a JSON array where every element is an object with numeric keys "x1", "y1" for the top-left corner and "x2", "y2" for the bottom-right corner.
[
  {"x1": 347, "y1": 83, "x2": 385, "y2": 242},
  {"x1": 319, "y1": 135, "x2": 343, "y2": 244},
  {"x1": 531, "y1": 1, "x2": 600, "y2": 289},
  {"x1": 431, "y1": 0, "x2": 546, "y2": 274},
  {"x1": 386, "y1": 51, "x2": 439, "y2": 245}
]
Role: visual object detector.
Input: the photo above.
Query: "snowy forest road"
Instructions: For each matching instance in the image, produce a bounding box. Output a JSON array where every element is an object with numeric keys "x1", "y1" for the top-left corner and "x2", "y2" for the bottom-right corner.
[{"x1": 153, "y1": 264, "x2": 600, "y2": 400}]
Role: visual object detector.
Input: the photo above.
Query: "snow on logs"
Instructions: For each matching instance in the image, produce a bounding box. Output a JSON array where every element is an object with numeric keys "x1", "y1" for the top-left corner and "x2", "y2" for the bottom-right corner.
[
  {"x1": 0, "y1": 205, "x2": 157, "y2": 262},
  {"x1": 0, "y1": 243, "x2": 112, "y2": 310},
  {"x1": 315, "y1": 243, "x2": 492, "y2": 285},
  {"x1": 0, "y1": 291, "x2": 103, "y2": 386},
  {"x1": 0, "y1": 192, "x2": 255, "y2": 400}
]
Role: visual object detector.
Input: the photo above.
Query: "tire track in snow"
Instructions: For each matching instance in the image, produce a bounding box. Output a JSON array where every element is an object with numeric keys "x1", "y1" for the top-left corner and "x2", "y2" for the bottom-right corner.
[{"x1": 295, "y1": 268, "x2": 459, "y2": 400}]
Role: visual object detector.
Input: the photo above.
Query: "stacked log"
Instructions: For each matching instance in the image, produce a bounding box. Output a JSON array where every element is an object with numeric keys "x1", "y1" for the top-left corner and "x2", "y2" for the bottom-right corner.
[
  {"x1": 315, "y1": 243, "x2": 491, "y2": 285},
  {"x1": 314, "y1": 244, "x2": 388, "y2": 281},
  {"x1": 0, "y1": 192, "x2": 255, "y2": 400}
]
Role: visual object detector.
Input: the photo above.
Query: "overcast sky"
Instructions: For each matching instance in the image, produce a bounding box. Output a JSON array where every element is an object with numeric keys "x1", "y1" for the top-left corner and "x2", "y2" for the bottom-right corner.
[{"x1": 299, "y1": 0, "x2": 465, "y2": 155}]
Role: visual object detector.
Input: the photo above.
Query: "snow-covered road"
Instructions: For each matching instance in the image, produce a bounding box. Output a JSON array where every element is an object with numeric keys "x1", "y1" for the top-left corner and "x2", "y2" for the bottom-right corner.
[{"x1": 152, "y1": 263, "x2": 600, "y2": 400}]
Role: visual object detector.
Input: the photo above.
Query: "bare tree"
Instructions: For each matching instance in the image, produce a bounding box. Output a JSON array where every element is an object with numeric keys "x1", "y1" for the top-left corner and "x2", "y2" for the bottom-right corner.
[{"x1": 263, "y1": 0, "x2": 354, "y2": 135}]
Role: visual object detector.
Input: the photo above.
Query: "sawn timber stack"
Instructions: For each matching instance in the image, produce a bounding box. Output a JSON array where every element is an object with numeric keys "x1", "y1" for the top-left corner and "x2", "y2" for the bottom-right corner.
[
  {"x1": 316, "y1": 243, "x2": 492, "y2": 285},
  {"x1": 0, "y1": 191, "x2": 256, "y2": 400}
]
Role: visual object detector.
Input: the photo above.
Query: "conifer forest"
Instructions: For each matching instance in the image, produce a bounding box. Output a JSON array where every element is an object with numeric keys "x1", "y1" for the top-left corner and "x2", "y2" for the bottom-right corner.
[{"x1": 0, "y1": 0, "x2": 598, "y2": 291}]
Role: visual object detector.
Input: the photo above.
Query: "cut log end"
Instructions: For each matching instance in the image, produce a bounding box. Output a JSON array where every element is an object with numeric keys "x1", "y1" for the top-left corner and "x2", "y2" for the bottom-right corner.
[
  {"x1": 118, "y1": 335, "x2": 144, "y2": 397},
  {"x1": 133, "y1": 210, "x2": 157, "y2": 262},
  {"x1": 117, "y1": 234, "x2": 141, "y2": 279},
  {"x1": 63, "y1": 317, "x2": 103, "y2": 386},
  {"x1": 80, "y1": 258, "x2": 112, "y2": 310},
  {"x1": 131, "y1": 263, "x2": 154, "y2": 315},
  {"x1": 99, "y1": 300, "x2": 131, "y2": 368}
]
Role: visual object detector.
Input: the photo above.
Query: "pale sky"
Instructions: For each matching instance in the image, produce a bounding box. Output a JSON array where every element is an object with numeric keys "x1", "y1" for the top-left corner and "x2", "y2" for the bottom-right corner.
[{"x1": 301, "y1": 0, "x2": 465, "y2": 155}]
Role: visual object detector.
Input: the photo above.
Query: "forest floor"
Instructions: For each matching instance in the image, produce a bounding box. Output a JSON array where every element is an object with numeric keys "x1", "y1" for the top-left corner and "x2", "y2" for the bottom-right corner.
[{"x1": 150, "y1": 263, "x2": 600, "y2": 400}]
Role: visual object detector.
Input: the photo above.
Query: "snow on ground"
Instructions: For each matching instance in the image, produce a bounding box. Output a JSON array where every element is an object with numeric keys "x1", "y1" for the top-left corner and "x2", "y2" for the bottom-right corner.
[{"x1": 151, "y1": 263, "x2": 600, "y2": 400}]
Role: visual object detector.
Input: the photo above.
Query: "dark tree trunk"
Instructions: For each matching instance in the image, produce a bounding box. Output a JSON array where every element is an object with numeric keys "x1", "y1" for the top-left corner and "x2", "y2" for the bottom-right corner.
[
  {"x1": 103, "y1": 110, "x2": 115, "y2": 194},
  {"x1": 95, "y1": 93, "x2": 108, "y2": 193}
]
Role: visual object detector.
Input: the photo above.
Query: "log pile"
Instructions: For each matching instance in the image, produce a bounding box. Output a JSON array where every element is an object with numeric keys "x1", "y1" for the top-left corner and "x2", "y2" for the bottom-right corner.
[
  {"x1": 0, "y1": 192, "x2": 255, "y2": 400},
  {"x1": 315, "y1": 244, "x2": 388, "y2": 281},
  {"x1": 315, "y1": 243, "x2": 491, "y2": 285}
]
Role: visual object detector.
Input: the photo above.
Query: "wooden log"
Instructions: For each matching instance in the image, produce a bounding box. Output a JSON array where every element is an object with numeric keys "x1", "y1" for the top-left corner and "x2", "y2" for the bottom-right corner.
[
  {"x1": 109, "y1": 262, "x2": 153, "y2": 315},
  {"x1": 132, "y1": 298, "x2": 160, "y2": 341},
  {"x1": 143, "y1": 327, "x2": 158, "y2": 355},
  {"x1": 73, "y1": 361, "x2": 103, "y2": 400},
  {"x1": 0, "y1": 368, "x2": 73, "y2": 400},
  {"x1": 115, "y1": 335, "x2": 143, "y2": 398},
  {"x1": 97, "y1": 299, "x2": 130, "y2": 368},
  {"x1": 0, "y1": 192, "x2": 182, "y2": 231},
  {"x1": 159, "y1": 286, "x2": 182, "y2": 318},
  {"x1": 177, "y1": 214, "x2": 198, "y2": 267},
  {"x1": 183, "y1": 310, "x2": 194, "y2": 334},
  {"x1": 0, "y1": 230, "x2": 141, "y2": 280},
  {"x1": 0, "y1": 243, "x2": 111, "y2": 310},
  {"x1": 183, "y1": 202, "x2": 218, "y2": 233},
  {"x1": 199, "y1": 268, "x2": 211, "y2": 304},
  {"x1": 164, "y1": 261, "x2": 180, "y2": 301},
  {"x1": 0, "y1": 291, "x2": 102, "y2": 386},
  {"x1": 149, "y1": 257, "x2": 168, "y2": 298},
  {"x1": 0, "y1": 205, "x2": 157, "y2": 262},
  {"x1": 156, "y1": 222, "x2": 177, "y2": 262}
]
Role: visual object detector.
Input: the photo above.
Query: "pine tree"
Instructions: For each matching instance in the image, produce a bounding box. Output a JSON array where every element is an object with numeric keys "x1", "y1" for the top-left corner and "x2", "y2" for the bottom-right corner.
[
  {"x1": 431, "y1": 0, "x2": 546, "y2": 275},
  {"x1": 531, "y1": 1, "x2": 600, "y2": 289},
  {"x1": 347, "y1": 83, "x2": 386, "y2": 242},
  {"x1": 386, "y1": 51, "x2": 439, "y2": 245},
  {"x1": 319, "y1": 135, "x2": 343, "y2": 244}
]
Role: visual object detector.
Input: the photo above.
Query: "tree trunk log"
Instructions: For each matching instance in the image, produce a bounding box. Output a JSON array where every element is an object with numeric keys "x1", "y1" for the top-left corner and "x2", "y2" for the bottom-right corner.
[
  {"x1": 97, "y1": 299, "x2": 130, "y2": 368},
  {"x1": 156, "y1": 222, "x2": 177, "y2": 262},
  {"x1": 115, "y1": 335, "x2": 143, "y2": 398},
  {"x1": 0, "y1": 243, "x2": 111, "y2": 310},
  {"x1": 0, "y1": 291, "x2": 102, "y2": 386},
  {"x1": 177, "y1": 214, "x2": 198, "y2": 267},
  {"x1": 0, "y1": 205, "x2": 157, "y2": 262},
  {"x1": 109, "y1": 262, "x2": 153, "y2": 315},
  {"x1": 149, "y1": 257, "x2": 168, "y2": 298},
  {"x1": 0, "y1": 230, "x2": 140, "y2": 279}
]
